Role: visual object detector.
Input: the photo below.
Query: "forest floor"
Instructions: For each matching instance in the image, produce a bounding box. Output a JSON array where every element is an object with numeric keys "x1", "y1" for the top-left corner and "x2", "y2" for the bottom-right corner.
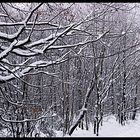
[
  {"x1": 56, "y1": 114, "x2": 140, "y2": 137},
  {"x1": 1, "y1": 114, "x2": 140, "y2": 137}
]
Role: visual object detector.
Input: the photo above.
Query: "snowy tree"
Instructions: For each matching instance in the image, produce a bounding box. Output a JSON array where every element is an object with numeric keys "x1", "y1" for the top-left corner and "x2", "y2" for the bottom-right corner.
[{"x1": 0, "y1": 2, "x2": 140, "y2": 137}]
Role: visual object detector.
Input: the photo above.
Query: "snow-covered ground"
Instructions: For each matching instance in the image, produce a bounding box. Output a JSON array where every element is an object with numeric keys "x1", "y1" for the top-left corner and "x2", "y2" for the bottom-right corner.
[
  {"x1": 1, "y1": 114, "x2": 140, "y2": 137},
  {"x1": 56, "y1": 114, "x2": 140, "y2": 137}
]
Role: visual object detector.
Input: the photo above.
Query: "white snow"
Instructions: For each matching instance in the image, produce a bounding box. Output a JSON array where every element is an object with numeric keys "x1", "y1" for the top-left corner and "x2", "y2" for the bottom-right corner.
[
  {"x1": 0, "y1": 26, "x2": 25, "y2": 40},
  {"x1": 0, "y1": 13, "x2": 7, "y2": 17},
  {"x1": 0, "y1": 40, "x2": 17, "y2": 60},
  {"x1": 98, "y1": 33, "x2": 104, "y2": 39},
  {"x1": 56, "y1": 114, "x2": 140, "y2": 137},
  {"x1": 122, "y1": 31, "x2": 126, "y2": 35},
  {"x1": 0, "y1": 128, "x2": 9, "y2": 137},
  {"x1": 1, "y1": 114, "x2": 140, "y2": 137},
  {"x1": 0, "y1": 60, "x2": 51, "y2": 82}
]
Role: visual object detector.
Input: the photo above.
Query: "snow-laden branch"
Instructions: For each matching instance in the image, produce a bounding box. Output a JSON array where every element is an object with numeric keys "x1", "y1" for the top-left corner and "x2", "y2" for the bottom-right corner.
[
  {"x1": 0, "y1": 45, "x2": 40, "y2": 57},
  {"x1": 0, "y1": 114, "x2": 52, "y2": 123},
  {"x1": 1, "y1": 58, "x2": 31, "y2": 67},
  {"x1": 6, "y1": 29, "x2": 108, "y2": 57},
  {"x1": 1, "y1": 58, "x2": 31, "y2": 75},
  {"x1": 0, "y1": 21, "x2": 59, "y2": 27},
  {"x1": 23, "y1": 71, "x2": 59, "y2": 77},
  {"x1": 0, "y1": 3, "x2": 42, "y2": 41},
  {"x1": 0, "y1": 13, "x2": 7, "y2": 17},
  {"x1": 0, "y1": 103, "x2": 57, "y2": 123},
  {"x1": 47, "y1": 30, "x2": 109, "y2": 50},
  {"x1": 25, "y1": 23, "x2": 76, "y2": 50},
  {"x1": 0, "y1": 10, "x2": 109, "y2": 58},
  {"x1": 0, "y1": 40, "x2": 17, "y2": 60},
  {"x1": 42, "y1": 23, "x2": 77, "y2": 52},
  {"x1": 0, "y1": 24, "x2": 78, "y2": 57},
  {"x1": 0, "y1": 57, "x2": 67, "y2": 83}
]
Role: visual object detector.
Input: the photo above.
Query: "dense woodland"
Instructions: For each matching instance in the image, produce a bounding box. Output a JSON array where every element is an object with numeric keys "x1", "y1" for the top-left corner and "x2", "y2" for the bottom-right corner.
[{"x1": 0, "y1": 3, "x2": 140, "y2": 137}]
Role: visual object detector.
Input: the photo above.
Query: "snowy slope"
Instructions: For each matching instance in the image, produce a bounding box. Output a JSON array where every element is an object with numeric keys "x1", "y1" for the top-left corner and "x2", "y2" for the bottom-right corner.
[{"x1": 56, "y1": 114, "x2": 140, "y2": 137}]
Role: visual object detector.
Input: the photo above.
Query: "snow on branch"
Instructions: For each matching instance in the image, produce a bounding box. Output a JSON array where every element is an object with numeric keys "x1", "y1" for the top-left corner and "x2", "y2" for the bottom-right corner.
[
  {"x1": 0, "y1": 57, "x2": 67, "y2": 83},
  {"x1": 0, "y1": 13, "x2": 7, "y2": 17},
  {"x1": 0, "y1": 114, "x2": 52, "y2": 123},
  {"x1": 48, "y1": 30, "x2": 109, "y2": 50},
  {"x1": 25, "y1": 23, "x2": 76, "y2": 51},
  {"x1": 0, "y1": 40, "x2": 17, "y2": 60},
  {"x1": 0, "y1": 21, "x2": 59, "y2": 27},
  {"x1": 0, "y1": 103, "x2": 57, "y2": 123},
  {"x1": 0, "y1": 3, "x2": 42, "y2": 42}
]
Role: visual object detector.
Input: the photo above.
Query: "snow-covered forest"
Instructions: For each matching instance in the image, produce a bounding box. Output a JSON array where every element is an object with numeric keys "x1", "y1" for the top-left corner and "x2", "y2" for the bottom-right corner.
[{"x1": 0, "y1": 3, "x2": 140, "y2": 137}]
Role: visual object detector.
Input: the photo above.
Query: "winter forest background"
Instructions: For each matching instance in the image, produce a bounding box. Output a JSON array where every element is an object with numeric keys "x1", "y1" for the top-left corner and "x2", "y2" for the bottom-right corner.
[{"x1": 0, "y1": 3, "x2": 140, "y2": 137}]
